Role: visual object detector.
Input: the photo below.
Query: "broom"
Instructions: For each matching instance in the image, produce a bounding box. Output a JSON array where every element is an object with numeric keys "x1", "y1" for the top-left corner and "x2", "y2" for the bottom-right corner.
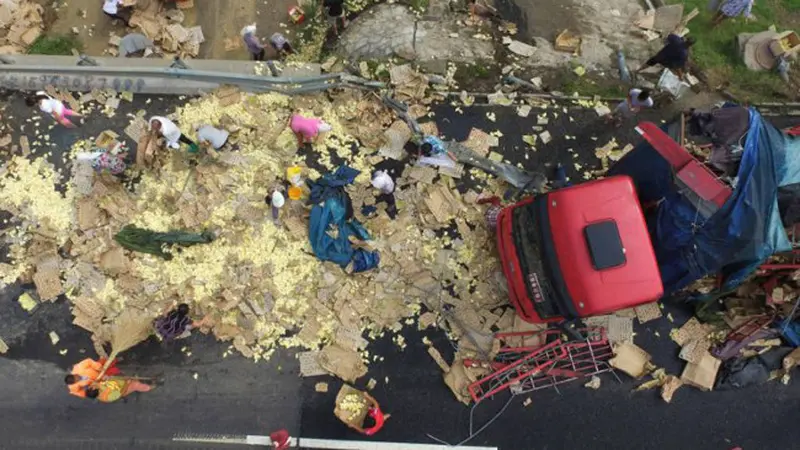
[{"x1": 96, "y1": 309, "x2": 154, "y2": 380}]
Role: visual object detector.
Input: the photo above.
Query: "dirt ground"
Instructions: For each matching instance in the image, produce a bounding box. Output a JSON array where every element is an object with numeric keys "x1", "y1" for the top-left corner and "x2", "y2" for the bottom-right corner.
[
  {"x1": 46, "y1": 0, "x2": 300, "y2": 60},
  {"x1": 498, "y1": 0, "x2": 652, "y2": 70}
]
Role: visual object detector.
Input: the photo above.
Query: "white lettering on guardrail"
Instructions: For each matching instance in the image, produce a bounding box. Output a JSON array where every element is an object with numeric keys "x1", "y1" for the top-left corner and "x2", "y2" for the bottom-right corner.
[{"x1": 0, "y1": 74, "x2": 146, "y2": 92}]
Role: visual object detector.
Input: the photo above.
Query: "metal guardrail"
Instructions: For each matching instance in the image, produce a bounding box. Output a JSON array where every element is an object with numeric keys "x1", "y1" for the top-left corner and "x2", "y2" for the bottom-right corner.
[{"x1": 0, "y1": 54, "x2": 385, "y2": 95}]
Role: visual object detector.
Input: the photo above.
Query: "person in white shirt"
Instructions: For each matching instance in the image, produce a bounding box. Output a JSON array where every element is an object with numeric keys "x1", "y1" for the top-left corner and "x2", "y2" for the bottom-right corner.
[
  {"x1": 608, "y1": 88, "x2": 654, "y2": 126},
  {"x1": 370, "y1": 170, "x2": 397, "y2": 218},
  {"x1": 195, "y1": 124, "x2": 230, "y2": 150},
  {"x1": 149, "y1": 116, "x2": 196, "y2": 151},
  {"x1": 267, "y1": 189, "x2": 285, "y2": 225},
  {"x1": 103, "y1": 0, "x2": 132, "y2": 26},
  {"x1": 26, "y1": 92, "x2": 83, "y2": 128}
]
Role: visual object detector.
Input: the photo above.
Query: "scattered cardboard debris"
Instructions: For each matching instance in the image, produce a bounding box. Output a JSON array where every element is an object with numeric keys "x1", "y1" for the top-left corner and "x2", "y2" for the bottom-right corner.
[
  {"x1": 334, "y1": 384, "x2": 369, "y2": 428},
  {"x1": 507, "y1": 39, "x2": 536, "y2": 57},
  {"x1": 584, "y1": 375, "x2": 601, "y2": 389},
  {"x1": 681, "y1": 351, "x2": 721, "y2": 391},
  {"x1": 554, "y1": 29, "x2": 581, "y2": 53},
  {"x1": 17, "y1": 292, "x2": 38, "y2": 312},
  {"x1": 671, "y1": 317, "x2": 710, "y2": 346},
  {"x1": 428, "y1": 345, "x2": 451, "y2": 373},
  {"x1": 319, "y1": 345, "x2": 368, "y2": 383},
  {"x1": 634, "y1": 302, "x2": 662, "y2": 324},
  {"x1": 610, "y1": 342, "x2": 652, "y2": 379},
  {"x1": 315, "y1": 382, "x2": 329, "y2": 393},
  {"x1": 299, "y1": 351, "x2": 328, "y2": 377},
  {"x1": 679, "y1": 339, "x2": 710, "y2": 364},
  {"x1": 0, "y1": 337, "x2": 8, "y2": 354},
  {"x1": 653, "y1": 4, "x2": 684, "y2": 33},
  {"x1": 660, "y1": 375, "x2": 683, "y2": 403}
]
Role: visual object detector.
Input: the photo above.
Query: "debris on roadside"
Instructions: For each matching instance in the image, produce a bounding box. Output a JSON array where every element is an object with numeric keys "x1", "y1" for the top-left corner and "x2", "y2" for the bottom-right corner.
[
  {"x1": 634, "y1": 302, "x2": 662, "y2": 324},
  {"x1": 554, "y1": 29, "x2": 581, "y2": 54},
  {"x1": 681, "y1": 351, "x2": 721, "y2": 391},
  {"x1": 315, "y1": 382, "x2": 329, "y2": 393},
  {"x1": 0, "y1": 0, "x2": 44, "y2": 55},
  {"x1": 334, "y1": 384, "x2": 369, "y2": 428},
  {"x1": 584, "y1": 375, "x2": 601, "y2": 390},
  {"x1": 610, "y1": 342, "x2": 652, "y2": 379},
  {"x1": 123, "y1": 0, "x2": 204, "y2": 58}
]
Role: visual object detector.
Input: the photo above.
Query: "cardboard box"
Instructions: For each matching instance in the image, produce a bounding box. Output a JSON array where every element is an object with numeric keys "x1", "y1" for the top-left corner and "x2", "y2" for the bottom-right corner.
[
  {"x1": 610, "y1": 342, "x2": 652, "y2": 379},
  {"x1": 334, "y1": 384, "x2": 369, "y2": 428},
  {"x1": 96, "y1": 130, "x2": 120, "y2": 151},
  {"x1": 681, "y1": 351, "x2": 721, "y2": 391}
]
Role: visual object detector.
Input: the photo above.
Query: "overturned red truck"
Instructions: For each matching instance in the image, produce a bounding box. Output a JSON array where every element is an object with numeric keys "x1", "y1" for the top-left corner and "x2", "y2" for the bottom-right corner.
[{"x1": 497, "y1": 121, "x2": 739, "y2": 323}]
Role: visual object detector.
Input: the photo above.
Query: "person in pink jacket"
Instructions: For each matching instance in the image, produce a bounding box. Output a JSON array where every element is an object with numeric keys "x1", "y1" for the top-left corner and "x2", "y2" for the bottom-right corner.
[{"x1": 289, "y1": 114, "x2": 332, "y2": 147}]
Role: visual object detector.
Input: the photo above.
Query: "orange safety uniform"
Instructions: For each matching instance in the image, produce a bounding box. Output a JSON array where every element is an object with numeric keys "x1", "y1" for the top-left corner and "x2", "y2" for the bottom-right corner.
[
  {"x1": 67, "y1": 358, "x2": 119, "y2": 398},
  {"x1": 68, "y1": 358, "x2": 102, "y2": 398}
]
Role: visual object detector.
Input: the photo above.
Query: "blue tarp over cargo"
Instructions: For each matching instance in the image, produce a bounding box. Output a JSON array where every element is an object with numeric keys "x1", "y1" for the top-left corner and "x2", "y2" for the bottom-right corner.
[
  {"x1": 307, "y1": 165, "x2": 379, "y2": 273},
  {"x1": 610, "y1": 108, "x2": 800, "y2": 294}
]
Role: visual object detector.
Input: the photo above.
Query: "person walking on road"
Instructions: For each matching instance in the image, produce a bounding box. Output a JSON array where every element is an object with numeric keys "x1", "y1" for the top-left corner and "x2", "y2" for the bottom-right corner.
[
  {"x1": 26, "y1": 92, "x2": 83, "y2": 128},
  {"x1": 241, "y1": 24, "x2": 266, "y2": 61},
  {"x1": 323, "y1": 0, "x2": 347, "y2": 36},
  {"x1": 635, "y1": 34, "x2": 695, "y2": 79},
  {"x1": 712, "y1": 0, "x2": 755, "y2": 26},
  {"x1": 149, "y1": 116, "x2": 198, "y2": 152}
]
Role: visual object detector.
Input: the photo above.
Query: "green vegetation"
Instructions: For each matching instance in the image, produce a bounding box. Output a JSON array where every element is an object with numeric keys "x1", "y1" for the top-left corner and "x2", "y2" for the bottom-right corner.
[
  {"x1": 668, "y1": 0, "x2": 800, "y2": 101},
  {"x1": 27, "y1": 34, "x2": 83, "y2": 56},
  {"x1": 560, "y1": 72, "x2": 628, "y2": 99},
  {"x1": 409, "y1": 0, "x2": 430, "y2": 14}
]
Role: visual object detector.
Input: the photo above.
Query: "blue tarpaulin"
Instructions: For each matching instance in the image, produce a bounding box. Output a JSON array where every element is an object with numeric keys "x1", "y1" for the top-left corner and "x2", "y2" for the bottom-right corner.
[
  {"x1": 307, "y1": 166, "x2": 380, "y2": 273},
  {"x1": 610, "y1": 108, "x2": 800, "y2": 294}
]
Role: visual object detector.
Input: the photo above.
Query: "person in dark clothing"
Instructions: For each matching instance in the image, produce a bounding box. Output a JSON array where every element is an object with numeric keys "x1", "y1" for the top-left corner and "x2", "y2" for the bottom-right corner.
[
  {"x1": 323, "y1": 0, "x2": 347, "y2": 36},
  {"x1": 154, "y1": 303, "x2": 203, "y2": 341},
  {"x1": 635, "y1": 34, "x2": 695, "y2": 78}
]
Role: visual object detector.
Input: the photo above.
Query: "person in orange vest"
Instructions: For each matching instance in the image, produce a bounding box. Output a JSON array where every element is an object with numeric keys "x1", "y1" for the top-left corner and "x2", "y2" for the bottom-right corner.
[
  {"x1": 64, "y1": 358, "x2": 120, "y2": 398},
  {"x1": 85, "y1": 378, "x2": 153, "y2": 403}
]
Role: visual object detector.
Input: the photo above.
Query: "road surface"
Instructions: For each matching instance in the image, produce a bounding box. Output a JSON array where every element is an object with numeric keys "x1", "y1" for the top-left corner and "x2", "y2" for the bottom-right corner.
[{"x1": 1, "y1": 92, "x2": 799, "y2": 450}]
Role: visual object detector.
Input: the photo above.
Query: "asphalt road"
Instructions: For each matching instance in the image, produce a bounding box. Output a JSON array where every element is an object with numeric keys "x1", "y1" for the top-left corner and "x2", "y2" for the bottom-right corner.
[{"x1": 0, "y1": 92, "x2": 799, "y2": 450}]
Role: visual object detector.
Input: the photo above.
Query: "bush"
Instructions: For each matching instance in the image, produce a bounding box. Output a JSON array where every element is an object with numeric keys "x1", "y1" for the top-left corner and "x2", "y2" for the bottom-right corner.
[{"x1": 27, "y1": 34, "x2": 84, "y2": 56}]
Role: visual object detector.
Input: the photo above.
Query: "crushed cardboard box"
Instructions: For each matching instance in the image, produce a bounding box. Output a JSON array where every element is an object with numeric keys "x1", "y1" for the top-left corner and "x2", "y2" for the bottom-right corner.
[
  {"x1": 610, "y1": 342, "x2": 652, "y2": 379},
  {"x1": 334, "y1": 384, "x2": 369, "y2": 428},
  {"x1": 634, "y1": 302, "x2": 662, "y2": 323},
  {"x1": 681, "y1": 351, "x2": 721, "y2": 391}
]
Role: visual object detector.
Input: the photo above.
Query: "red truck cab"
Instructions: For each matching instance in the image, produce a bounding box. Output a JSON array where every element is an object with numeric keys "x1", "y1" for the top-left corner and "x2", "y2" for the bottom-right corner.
[{"x1": 497, "y1": 175, "x2": 663, "y2": 323}]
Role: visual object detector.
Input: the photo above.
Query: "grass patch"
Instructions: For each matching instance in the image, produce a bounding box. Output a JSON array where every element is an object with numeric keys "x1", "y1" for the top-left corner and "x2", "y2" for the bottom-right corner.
[
  {"x1": 27, "y1": 34, "x2": 83, "y2": 55},
  {"x1": 668, "y1": 0, "x2": 800, "y2": 101},
  {"x1": 559, "y1": 69, "x2": 628, "y2": 98},
  {"x1": 409, "y1": 0, "x2": 429, "y2": 14}
]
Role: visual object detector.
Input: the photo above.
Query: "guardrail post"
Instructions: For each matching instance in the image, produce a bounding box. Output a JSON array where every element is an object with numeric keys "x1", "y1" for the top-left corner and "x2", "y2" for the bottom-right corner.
[
  {"x1": 171, "y1": 57, "x2": 190, "y2": 69},
  {"x1": 77, "y1": 55, "x2": 99, "y2": 66},
  {"x1": 265, "y1": 61, "x2": 280, "y2": 77}
]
